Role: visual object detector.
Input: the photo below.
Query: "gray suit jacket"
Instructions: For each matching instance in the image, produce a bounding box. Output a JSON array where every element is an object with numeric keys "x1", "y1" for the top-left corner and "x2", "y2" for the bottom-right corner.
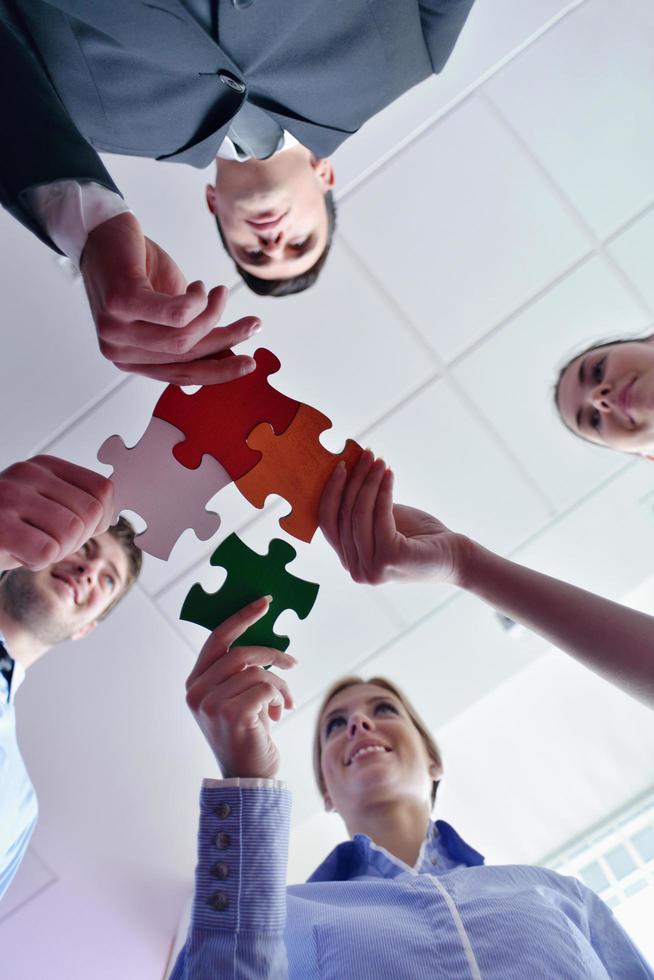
[{"x1": 0, "y1": 0, "x2": 474, "y2": 249}]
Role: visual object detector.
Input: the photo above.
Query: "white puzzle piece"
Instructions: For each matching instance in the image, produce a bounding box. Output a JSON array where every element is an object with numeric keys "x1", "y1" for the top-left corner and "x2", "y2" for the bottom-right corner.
[{"x1": 98, "y1": 416, "x2": 231, "y2": 560}]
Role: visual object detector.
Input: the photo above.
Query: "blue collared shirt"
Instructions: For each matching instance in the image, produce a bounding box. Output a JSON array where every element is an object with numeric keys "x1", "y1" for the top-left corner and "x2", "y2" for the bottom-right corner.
[
  {"x1": 0, "y1": 637, "x2": 38, "y2": 900},
  {"x1": 172, "y1": 783, "x2": 653, "y2": 979}
]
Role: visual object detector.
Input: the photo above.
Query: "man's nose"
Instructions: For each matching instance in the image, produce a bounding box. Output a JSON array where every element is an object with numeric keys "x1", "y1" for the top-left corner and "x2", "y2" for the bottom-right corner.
[
  {"x1": 348, "y1": 713, "x2": 373, "y2": 738},
  {"x1": 74, "y1": 557, "x2": 100, "y2": 588},
  {"x1": 590, "y1": 382, "x2": 614, "y2": 413},
  {"x1": 259, "y1": 229, "x2": 286, "y2": 257}
]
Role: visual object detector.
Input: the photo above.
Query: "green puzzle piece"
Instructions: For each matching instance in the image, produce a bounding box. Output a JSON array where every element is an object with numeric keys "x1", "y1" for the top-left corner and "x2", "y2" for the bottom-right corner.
[{"x1": 181, "y1": 533, "x2": 319, "y2": 652}]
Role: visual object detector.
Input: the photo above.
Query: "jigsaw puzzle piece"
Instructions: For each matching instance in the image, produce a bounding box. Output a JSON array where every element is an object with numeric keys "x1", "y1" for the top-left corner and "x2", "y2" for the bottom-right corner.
[
  {"x1": 152, "y1": 348, "x2": 301, "y2": 479},
  {"x1": 97, "y1": 416, "x2": 231, "y2": 561},
  {"x1": 180, "y1": 533, "x2": 319, "y2": 652},
  {"x1": 235, "y1": 404, "x2": 362, "y2": 543}
]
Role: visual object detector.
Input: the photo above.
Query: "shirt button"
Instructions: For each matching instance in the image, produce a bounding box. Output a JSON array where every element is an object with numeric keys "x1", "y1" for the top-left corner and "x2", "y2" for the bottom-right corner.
[
  {"x1": 214, "y1": 802, "x2": 231, "y2": 820},
  {"x1": 208, "y1": 891, "x2": 229, "y2": 912},
  {"x1": 431, "y1": 856, "x2": 439, "y2": 866},
  {"x1": 215, "y1": 832, "x2": 231, "y2": 850},
  {"x1": 211, "y1": 861, "x2": 230, "y2": 881},
  {"x1": 218, "y1": 71, "x2": 246, "y2": 94}
]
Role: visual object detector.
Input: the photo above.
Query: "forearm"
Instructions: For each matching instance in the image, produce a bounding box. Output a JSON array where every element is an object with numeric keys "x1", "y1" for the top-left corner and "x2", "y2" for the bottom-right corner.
[
  {"x1": 0, "y1": 17, "x2": 120, "y2": 251},
  {"x1": 171, "y1": 780, "x2": 291, "y2": 980},
  {"x1": 457, "y1": 540, "x2": 654, "y2": 706}
]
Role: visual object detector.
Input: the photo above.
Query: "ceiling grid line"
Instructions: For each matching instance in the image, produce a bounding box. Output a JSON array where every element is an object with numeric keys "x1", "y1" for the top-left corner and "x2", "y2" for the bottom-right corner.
[
  {"x1": 336, "y1": 0, "x2": 589, "y2": 202},
  {"x1": 479, "y1": 88, "x2": 654, "y2": 323}
]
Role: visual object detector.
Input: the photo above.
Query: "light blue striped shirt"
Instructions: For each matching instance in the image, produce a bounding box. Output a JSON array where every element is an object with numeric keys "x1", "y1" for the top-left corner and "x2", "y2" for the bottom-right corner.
[
  {"x1": 0, "y1": 637, "x2": 38, "y2": 900},
  {"x1": 172, "y1": 783, "x2": 653, "y2": 980}
]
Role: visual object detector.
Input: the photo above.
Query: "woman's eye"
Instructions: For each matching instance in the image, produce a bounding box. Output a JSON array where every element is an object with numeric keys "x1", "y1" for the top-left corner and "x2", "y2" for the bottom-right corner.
[
  {"x1": 81, "y1": 541, "x2": 91, "y2": 556},
  {"x1": 591, "y1": 408, "x2": 602, "y2": 431},
  {"x1": 103, "y1": 574, "x2": 116, "y2": 591},
  {"x1": 375, "y1": 702, "x2": 398, "y2": 716},
  {"x1": 591, "y1": 357, "x2": 606, "y2": 384},
  {"x1": 247, "y1": 249, "x2": 264, "y2": 259},
  {"x1": 325, "y1": 716, "x2": 345, "y2": 737},
  {"x1": 290, "y1": 238, "x2": 308, "y2": 250}
]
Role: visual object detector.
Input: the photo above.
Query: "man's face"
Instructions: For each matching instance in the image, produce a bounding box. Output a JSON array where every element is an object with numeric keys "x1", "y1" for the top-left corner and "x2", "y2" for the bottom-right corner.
[
  {"x1": 557, "y1": 339, "x2": 654, "y2": 454},
  {"x1": 1, "y1": 532, "x2": 130, "y2": 646},
  {"x1": 207, "y1": 145, "x2": 334, "y2": 280}
]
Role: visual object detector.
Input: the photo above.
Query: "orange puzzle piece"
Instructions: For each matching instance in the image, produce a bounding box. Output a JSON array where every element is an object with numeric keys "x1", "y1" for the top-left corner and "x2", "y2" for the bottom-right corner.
[{"x1": 236, "y1": 404, "x2": 362, "y2": 543}]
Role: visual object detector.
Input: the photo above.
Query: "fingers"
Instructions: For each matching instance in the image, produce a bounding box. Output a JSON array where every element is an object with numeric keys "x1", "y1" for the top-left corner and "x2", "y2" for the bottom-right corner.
[
  {"x1": 0, "y1": 456, "x2": 115, "y2": 569},
  {"x1": 338, "y1": 451, "x2": 381, "y2": 577},
  {"x1": 196, "y1": 663, "x2": 293, "y2": 713},
  {"x1": 351, "y1": 456, "x2": 389, "y2": 560},
  {"x1": 186, "y1": 596, "x2": 273, "y2": 686},
  {"x1": 101, "y1": 315, "x2": 260, "y2": 366},
  {"x1": 188, "y1": 645, "x2": 296, "y2": 705},
  {"x1": 319, "y1": 460, "x2": 349, "y2": 563},
  {"x1": 319, "y1": 450, "x2": 397, "y2": 584},
  {"x1": 98, "y1": 286, "x2": 254, "y2": 361},
  {"x1": 102, "y1": 278, "x2": 210, "y2": 330},
  {"x1": 113, "y1": 351, "x2": 257, "y2": 386},
  {"x1": 372, "y1": 468, "x2": 396, "y2": 557}
]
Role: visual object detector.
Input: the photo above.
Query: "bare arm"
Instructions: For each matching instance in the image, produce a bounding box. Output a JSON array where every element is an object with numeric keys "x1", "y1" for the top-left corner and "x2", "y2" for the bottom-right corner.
[{"x1": 319, "y1": 452, "x2": 654, "y2": 708}]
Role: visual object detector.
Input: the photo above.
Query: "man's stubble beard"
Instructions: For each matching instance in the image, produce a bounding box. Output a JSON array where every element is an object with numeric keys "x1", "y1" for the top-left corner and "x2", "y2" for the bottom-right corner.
[{"x1": 0, "y1": 568, "x2": 77, "y2": 645}]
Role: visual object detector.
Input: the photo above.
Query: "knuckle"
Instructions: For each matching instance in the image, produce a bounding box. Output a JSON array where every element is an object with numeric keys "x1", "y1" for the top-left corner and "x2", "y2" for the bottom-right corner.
[
  {"x1": 169, "y1": 304, "x2": 190, "y2": 329},
  {"x1": 35, "y1": 537, "x2": 60, "y2": 567},
  {"x1": 66, "y1": 513, "x2": 85, "y2": 539}
]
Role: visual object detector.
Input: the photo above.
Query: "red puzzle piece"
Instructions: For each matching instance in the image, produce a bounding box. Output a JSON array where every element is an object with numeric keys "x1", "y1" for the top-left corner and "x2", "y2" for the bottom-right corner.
[
  {"x1": 152, "y1": 349, "x2": 300, "y2": 479},
  {"x1": 236, "y1": 404, "x2": 362, "y2": 543}
]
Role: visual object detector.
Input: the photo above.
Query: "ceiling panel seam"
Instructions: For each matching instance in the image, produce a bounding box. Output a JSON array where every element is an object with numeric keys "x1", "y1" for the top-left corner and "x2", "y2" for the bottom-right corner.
[
  {"x1": 336, "y1": 234, "x2": 443, "y2": 367},
  {"x1": 34, "y1": 373, "x2": 133, "y2": 457},
  {"x1": 336, "y1": 0, "x2": 589, "y2": 201},
  {"x1": 479, "y1": 89, "x2": 654, "y2": 322},
  {"x1": 444, "y1": 373, "x2": 557, "y2": 514}
]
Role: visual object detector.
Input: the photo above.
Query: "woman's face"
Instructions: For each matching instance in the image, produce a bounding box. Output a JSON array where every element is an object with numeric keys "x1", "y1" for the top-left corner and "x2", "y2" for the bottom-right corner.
[
  {"x1": 557, "y1": 338, "x2": 654, "y2": 454},
  {"x1": 318, "y1": 683, "x2": 439, "y2": 817}
]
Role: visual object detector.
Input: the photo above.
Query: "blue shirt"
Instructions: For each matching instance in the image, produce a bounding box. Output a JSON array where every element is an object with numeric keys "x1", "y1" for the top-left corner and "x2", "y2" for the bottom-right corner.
[
  {"x1": 171, "y1": 783, "x2": 653, "y2": 979},
  {"x1": 0, "y1": 637, "x2": 38, "y2": 900}
]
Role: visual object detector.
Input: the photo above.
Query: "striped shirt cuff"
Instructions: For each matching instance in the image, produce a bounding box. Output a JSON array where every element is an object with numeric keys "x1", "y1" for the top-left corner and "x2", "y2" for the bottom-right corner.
[{"x1": 193, "y1": 784, "x2": 291, "y2": 933}]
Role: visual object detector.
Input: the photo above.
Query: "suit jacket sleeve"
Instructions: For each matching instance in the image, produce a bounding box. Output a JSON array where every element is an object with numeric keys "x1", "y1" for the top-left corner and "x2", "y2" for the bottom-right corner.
[
  {"x1": 0, "y1": 14, "x2": 121, "y2": 253},
  {"x1": 419, "y1": 0, "x2": 476, "y2": 73},
  {"x1": 170, "y1": 781, "x2": 291, "y2": 980}
]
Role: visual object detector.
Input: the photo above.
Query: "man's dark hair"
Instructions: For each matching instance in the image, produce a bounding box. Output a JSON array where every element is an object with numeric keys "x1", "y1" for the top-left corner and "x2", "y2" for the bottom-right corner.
[
  {"x1": 98, "y1": 516, "x2": 143, "y2": 620},
  {"x1": 215, "y1": 191, "x2": 337, "y2": 297}
]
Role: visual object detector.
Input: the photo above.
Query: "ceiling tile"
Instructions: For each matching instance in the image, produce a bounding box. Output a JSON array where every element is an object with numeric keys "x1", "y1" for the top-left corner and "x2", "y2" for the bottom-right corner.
[
  {"x1": 452, "y1": 256, "x2": 648, "y2": 509},
  {"x1": 333, "y1": 0, "x2": 578, "y2": 193},
  {"x1": 221, "y1": 240, "x2": 439, "y2": 444},
  {"x1": 155, "y1": 505, "x2": 401, "y2": 710},
  {"x1": 512, "y1": 459, "x2": 654, "y2": 599},
  {"x1": 0, "y1": 210, "x2": 118, "y2": 468},
  {"x1": 339, "y1": 96, "x2": 589, "y2": 363},
  {"x1": 359, "y1": 376, "x2": 551, "y2": 623},
  {"x1": 359, "y1": 593, "x2": 548, "y2": 730},
  {"x1": 435, "y1": 652, "x2": 654, "y2": 865},
  {"x1": 485, "y1": 0, "x2": 654, "y2": 237},
  {"x1": 607, "y1": 207, "x2": 654, "y2": 313}
]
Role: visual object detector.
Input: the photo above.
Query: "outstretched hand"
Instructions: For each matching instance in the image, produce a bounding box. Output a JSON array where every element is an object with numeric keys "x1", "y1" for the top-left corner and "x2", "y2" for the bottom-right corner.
[
  {"x1": 185, "y1": 598, "x2": 296, "y2": 780},
  {"x1": 80, "y1": 212, "x2": 261, "y2": 385},
  {"x1": 319, "y1": 450, "x2": 469, "y2": 586}
]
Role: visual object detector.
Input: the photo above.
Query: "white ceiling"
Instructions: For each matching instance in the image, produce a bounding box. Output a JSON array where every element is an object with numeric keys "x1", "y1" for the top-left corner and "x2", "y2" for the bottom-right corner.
[{"x1": 2, "y1": 1, "x2": 654, "y2": 977}]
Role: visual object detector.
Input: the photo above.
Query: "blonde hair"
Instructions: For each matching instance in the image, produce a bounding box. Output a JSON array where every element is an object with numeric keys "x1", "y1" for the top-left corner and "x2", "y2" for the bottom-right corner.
[{"x1": 313, "y1": 676, "x2": 443, "y2": 808}]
